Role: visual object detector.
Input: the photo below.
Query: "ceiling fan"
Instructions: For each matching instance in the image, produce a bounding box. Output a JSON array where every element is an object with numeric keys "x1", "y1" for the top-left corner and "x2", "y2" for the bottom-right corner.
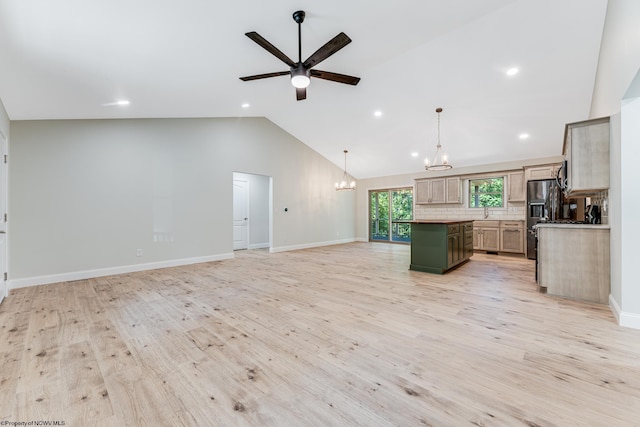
[{"x1": 239, "y1": 10, "x2": 361, "y2": 101}]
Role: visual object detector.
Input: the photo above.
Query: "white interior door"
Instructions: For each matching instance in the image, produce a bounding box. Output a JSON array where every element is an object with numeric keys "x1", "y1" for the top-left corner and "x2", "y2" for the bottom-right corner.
[
  {"x1": 0, "y1": 131, "x2": 7, "y2": 302},
  {"x1": 233, "y1": 179, "x2": 249, "y2": 250}
]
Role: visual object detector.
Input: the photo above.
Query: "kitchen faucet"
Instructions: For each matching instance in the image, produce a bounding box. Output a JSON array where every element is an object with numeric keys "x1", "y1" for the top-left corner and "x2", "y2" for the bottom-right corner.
[{"x1": 484, "y1": 206, "x2": 489, "y2": 219}]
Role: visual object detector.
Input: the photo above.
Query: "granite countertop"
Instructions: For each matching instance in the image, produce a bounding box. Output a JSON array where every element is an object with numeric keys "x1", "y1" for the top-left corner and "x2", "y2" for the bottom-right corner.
[{"x1": 411, "y1": 220, "x2": 473, "y2": 225}]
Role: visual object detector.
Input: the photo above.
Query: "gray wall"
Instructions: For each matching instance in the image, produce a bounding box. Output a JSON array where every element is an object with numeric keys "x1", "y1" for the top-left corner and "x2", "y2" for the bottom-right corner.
[
  {"x1": 9, "y1": 117, "x2": 356, "y2": 284},
  {"x1": 590, "y1": 0, "x2": 640, "y2": 328}
]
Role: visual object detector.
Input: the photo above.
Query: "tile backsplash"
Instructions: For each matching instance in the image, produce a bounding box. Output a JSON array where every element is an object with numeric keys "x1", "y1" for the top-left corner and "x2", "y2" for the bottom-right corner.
[
  {"x1": 414, "y1": 203, "x2": 526, "y2": 221},
  {"x1": 588, "y1": 190, "x2": 609, "y2": 224}
]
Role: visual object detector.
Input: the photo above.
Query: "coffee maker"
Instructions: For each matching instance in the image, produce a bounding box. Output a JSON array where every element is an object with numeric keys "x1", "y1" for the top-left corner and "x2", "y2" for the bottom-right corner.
[{"x1": 586, "y1": 204, "x2": 601, "y2": 224}]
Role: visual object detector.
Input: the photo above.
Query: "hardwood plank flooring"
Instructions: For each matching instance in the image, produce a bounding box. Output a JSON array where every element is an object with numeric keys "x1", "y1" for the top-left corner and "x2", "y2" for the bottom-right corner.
[{"x1": 2, "y1": 243, "x2": 640, "y2": 426}]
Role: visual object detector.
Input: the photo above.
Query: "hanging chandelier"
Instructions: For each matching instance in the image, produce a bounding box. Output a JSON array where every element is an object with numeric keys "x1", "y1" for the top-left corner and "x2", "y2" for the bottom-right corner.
[
  {"x1": 335, "y1": 149, "x2": 356, "y2": 191},
  {"x1": 425, "y1": 107, "x2": 452, "y2": 171}
]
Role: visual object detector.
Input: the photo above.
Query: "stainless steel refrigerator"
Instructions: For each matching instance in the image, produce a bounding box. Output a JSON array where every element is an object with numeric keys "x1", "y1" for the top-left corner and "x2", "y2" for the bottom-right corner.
[{"x1": 526, "y1": 179, "x2": 562, "y2": 260}]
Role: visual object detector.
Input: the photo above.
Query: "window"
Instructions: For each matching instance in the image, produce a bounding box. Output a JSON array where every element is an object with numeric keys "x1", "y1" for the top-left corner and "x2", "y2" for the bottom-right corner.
[
  {"x1": 469, "y1": 177, "x2": 504, "y2": 208},
  {"x1": 369, "y1": 188, "x2": 413, "y2": 243}
]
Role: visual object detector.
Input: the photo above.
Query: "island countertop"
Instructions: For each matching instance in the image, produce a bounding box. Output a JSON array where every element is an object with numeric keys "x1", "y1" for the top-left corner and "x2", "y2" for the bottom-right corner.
[{"x1": 410, "y1": 219, "x2": 473, "y2": 225}]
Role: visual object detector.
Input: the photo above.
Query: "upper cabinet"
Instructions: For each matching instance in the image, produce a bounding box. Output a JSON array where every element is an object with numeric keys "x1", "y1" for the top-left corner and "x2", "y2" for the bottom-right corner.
[
  {"x1": 563, "y1": 116, "x2": 610, "y2": 195},
  {"x1": 415, "y1": 177, "x2": 461, "y2": 205},
  {"x1": 507, "y1": 171, "x2": 525, "y2": 202},
  {"x1": 524, "y1": 164, "x2": 561, "y2": 182},
  {"x1": 445, "y1": 177, "x2": 461, "y2": 203}
]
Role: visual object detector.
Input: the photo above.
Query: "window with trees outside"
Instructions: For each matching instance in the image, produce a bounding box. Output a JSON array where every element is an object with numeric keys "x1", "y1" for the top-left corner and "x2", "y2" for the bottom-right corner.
[
  {"x1": 469, "y1": 177, "x2": 504, "y2": 208},
  {"x1": 369, "y1": 188, "x2": 413, "y2": 243}
]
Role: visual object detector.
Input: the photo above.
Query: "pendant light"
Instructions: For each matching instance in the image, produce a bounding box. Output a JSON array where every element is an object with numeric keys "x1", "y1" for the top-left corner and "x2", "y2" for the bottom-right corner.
[
  {"x1": 335, "y1": 150, "x2": 356, "y2": 191},
  {"x1": 425, "y1": 107, "x2": 453, "y2": 171}
]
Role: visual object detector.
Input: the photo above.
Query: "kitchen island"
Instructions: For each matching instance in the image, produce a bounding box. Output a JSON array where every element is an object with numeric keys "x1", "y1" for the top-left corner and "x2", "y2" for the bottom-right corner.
[{"x1": 410, "y1": 220, "x2": 473, "y2": 274}]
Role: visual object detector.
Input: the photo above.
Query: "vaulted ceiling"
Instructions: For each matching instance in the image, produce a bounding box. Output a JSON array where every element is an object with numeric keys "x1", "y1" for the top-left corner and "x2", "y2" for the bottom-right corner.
[{"x1": 0, "y1": 0, "x2": 608, "y2": 178}]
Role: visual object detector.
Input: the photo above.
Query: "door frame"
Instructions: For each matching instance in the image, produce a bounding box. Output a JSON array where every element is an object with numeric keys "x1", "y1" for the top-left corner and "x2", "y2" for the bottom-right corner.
[
  {"x1": 232, "y1": 178, "x2": 250, "y2": 250},
  {"x1": 232, "y1": 172, "x2": 273, "y2": 252},
  {"x1": 0, "y1": 129, "x2": 7, "y2": 303},
  {"x1": 368, "y1": 187, "x2": 413, "y2": 244}
]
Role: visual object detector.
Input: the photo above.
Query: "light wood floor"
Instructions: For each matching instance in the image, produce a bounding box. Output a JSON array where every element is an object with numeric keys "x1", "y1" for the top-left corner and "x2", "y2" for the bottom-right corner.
[{"x1": 2, "y1": 243, "x2": 640, "y2": 426}]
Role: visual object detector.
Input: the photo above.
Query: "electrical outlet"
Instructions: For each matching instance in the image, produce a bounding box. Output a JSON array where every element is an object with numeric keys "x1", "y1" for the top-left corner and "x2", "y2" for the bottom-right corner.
[{"x1": 136, "y1": 249, "x2": 142, "y2": 257}]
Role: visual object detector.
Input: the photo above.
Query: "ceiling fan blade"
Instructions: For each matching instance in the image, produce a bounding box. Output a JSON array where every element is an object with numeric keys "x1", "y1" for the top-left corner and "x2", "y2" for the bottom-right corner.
[
  {"x1": 296, "y1": 87, "x2": 307, "y2": 101},
  {"x1": 303, "y1": 32, "x2": 352, "y2": 69},
  {"x1": 240, "y1": 71, "x2": 290, "y2": 81},
  {"x1": 245, "y1": 32, "x2": 296, "y2": 67},
  {"x1": 310, "y1": 69, "x2": 360, "y2": 85}
]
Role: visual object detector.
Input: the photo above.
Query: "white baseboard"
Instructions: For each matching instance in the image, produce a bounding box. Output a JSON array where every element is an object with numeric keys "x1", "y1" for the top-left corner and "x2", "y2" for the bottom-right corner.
[
  {"x1": 270, "y1": 238, "x2": 356, "y2": 253},
  {"x1": 610, "y1": 294, "x2": 640, "y2": 330},
  {"x1": 248, "y1": 242, "x2": 270, "y2": 250},
  {"x1": 8, "y1": 253, "x2": 235, "y2": 290},
  {"x1": 609, "y1": 294, "x2": 622, "y2": 323}
]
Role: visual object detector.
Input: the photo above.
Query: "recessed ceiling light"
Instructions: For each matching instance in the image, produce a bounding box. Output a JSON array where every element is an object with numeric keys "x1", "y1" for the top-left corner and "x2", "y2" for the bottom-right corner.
[
  {"x1": 374, "y1": 110, "x2": 383, "y2": 117},
  {"x1": 411, "y1": 152, "x2": 419, "y2": 158},
  {"x1": 102, "y1": 100, "x2": 130, "y2": 107},
  {"x1": 506, "y1": 67, "x2": 519, "y2": 76},
  {"x1": 241, "y1": 103, "x2": 250, "y2": 108},
  {"x1": 519, "y1": 133, "x2": 529, "y2": 139}
]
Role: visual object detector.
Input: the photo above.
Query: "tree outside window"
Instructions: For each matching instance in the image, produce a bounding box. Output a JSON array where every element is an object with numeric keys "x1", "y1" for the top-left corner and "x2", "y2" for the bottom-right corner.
[
  {"x1": 370, "y1": 188, "x2": 413, "y2": 243},
  {"x1": 469, "y1": 177, "x2": 504, "y2": 208}
]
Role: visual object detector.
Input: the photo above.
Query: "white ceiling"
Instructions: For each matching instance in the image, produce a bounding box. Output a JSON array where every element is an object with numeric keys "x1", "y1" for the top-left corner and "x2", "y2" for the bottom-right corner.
[{"x1": 0, "y1": 0, "x2": 608, "y2": 179}]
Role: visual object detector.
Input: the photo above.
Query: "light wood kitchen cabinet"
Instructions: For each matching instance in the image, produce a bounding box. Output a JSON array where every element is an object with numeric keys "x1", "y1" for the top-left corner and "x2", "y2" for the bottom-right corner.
[
  {"x1": 474, "y1": 220, "x2": 524, "y2": 254},
  {"x1": 524, "y1": 164, "x2": 561, "y2": 182},
  {"x1": 500, "y1": 220, "x2": 524, "y2": 253},
  {"x1": 415, "y1": 177, "x2": 461, "y2": 204},
  {"x1": 507, "y1": 171, "x2": 525, "y2": 202},
  {"x1": 430, "y1": 178, "x2": 446, "y2": 203},
  {"x1": 473, "y1": 220, "x2": 500, "y2": 252},
  {"x1": 537, "y1": 224, "x2": 610, "y2": 304},
  {"x1": 445, "y1": 177, "x2": 462, "y2": 203},
  {"x1": 416, "y1": 179, "x2": 441, "y2": 204},
  {"x1": 563, "y1": 116, "x2": 610, "y2": 195}
]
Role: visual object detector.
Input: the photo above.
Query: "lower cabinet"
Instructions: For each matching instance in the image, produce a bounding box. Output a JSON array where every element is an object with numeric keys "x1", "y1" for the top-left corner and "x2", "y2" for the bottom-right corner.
[
  {"x1": 463, "y1": 222, "x2": 474, "y2": 259},
  {"x1": 474, "y1": 220, "x2": 525, "y2": 254},
  {"x1": 500, "y1": 221, "x2": 524, "y2": 253},
  {"x1": 447, "y1": 224, "x2": 462, "y2": 267},
  {"x1": 410, "y1": 221, "x2": 473, "y2": 274},
  {"x1": 473, "y1": 221, "x2": 500, "y2": 251}
]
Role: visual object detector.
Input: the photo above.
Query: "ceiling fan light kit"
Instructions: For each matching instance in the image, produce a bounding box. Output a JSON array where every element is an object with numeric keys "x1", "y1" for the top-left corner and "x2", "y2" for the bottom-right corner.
[
  {"x1": 290, "y1": 65, "x2": 310, "y2": 88},
  {"x1": 240, "y1": 10, "x2": 361, "y2": 100},
  {"x1": 425, "y1": 107, "x2": 453, "y2": 171}
]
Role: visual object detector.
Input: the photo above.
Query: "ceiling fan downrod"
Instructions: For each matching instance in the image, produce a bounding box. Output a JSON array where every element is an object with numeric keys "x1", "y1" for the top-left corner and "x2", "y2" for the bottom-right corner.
[{"x1": 293, "y1": 10, "x2": 305, "y2": 63}]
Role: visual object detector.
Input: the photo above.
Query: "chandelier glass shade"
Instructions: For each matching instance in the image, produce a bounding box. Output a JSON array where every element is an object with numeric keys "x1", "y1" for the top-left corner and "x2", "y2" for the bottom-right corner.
[
  {"x1": 425, "y1": 107, "x2": 453, "y2": 171},
  {"x1": 335, "y1": 149, "x2": 356, "y2": 191}
]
